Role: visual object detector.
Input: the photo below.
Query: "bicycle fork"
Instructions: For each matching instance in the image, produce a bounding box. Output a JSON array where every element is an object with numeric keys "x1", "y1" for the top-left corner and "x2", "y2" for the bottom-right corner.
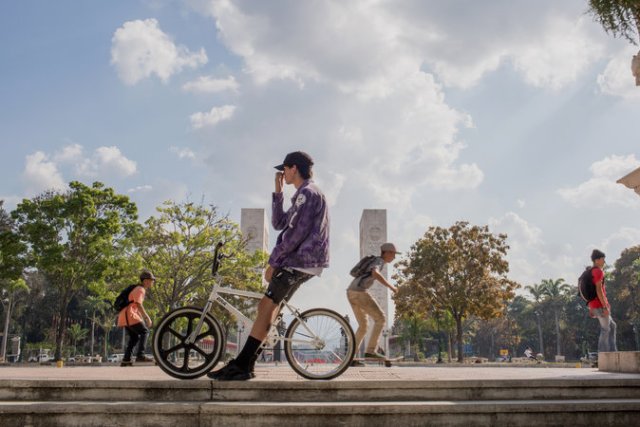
[{"x1": 185, "y1": 300, "x2": 214, "y2": 345}]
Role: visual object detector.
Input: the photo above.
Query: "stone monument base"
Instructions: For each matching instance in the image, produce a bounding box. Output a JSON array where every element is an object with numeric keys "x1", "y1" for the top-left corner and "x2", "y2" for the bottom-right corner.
[{"x1": 599, "y1": 351, "x2": 640, "y2": 373}]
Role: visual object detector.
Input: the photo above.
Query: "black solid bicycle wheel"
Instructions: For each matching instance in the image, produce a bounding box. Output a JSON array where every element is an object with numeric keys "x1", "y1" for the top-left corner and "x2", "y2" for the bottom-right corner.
[
  {"x1": 152, "y1": 306, "x2": 225, "y2": 380},
  {"x1": 284, "y1": 308, "x2": 355, "y2": 380}
]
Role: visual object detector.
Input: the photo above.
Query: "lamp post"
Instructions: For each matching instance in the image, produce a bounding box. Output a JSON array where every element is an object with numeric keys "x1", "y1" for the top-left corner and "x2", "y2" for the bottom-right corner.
[
  {"x1": 236, "y1": 322, "x2": 244, "y2": 357},
  {"x1": 435, "y1": 310, "x2": 443, "y2": 363},
  {"x1": 534, "y1": 310, "x2": 544, "y2": 357},
  {"x1": 382, "y1": 329, "x2": 389, "y2": 357},
  {"x1": 1, "y1": 294, "x2": 11, "y2": 363}
]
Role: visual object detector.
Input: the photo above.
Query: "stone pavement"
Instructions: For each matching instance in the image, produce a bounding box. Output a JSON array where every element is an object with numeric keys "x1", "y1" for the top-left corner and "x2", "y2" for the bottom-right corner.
[{"x1": 1, "y1": 363, "x2": 639, "y2": 382}]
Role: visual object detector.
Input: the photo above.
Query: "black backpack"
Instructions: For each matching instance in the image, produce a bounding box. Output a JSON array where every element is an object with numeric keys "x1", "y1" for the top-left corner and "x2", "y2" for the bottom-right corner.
[
  {"x1": 113, "y1": 284, "x2": 138, "y2": 312},
  {"x1": 349, "y1": 255, "x2": 377, "y2": 278},
  {"x1": 578, "y1": 267, "x2": 597, "y2": 303}
]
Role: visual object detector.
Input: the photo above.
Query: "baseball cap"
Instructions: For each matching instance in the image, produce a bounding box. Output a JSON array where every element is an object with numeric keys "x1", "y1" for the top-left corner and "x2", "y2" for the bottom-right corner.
[
  {"x1": 140, "y1": 270, "x2": 156, "y2": 282},
  {"x1": 274, "y1": 151, "x2": 314, "y2": 171},
  {"x1": 591, "y1": 249, "x2": 605, "y2": 262},
  {"x1": 380, "y1": 243, "x2": 401, "y2": 254}
]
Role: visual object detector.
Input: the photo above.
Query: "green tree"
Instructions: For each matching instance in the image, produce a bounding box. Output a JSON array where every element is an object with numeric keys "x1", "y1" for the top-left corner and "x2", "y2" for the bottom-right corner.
[
  {"x1": 1, "y1": 278, "x2": 29, "y2": 362},
  {"x1": 12, "y1": 181, "x2": 138, "y2": 361},
  {"x1": 395, "y1": 221, "x2": 519, "y2": 362},
  {"x1": 81, "y1": 295, "x2": 110, "y2": 358},
  {"x1": 588, "y1": 0, "x2": 640, "y2": 85},
  {"x1": 1, "y1": 200, "x2": 26, "y2": 283},
  {"x1": 134, "y1": 200, "x2": 266, "y2": 324},
  {"x1": 608, "y1": 246, "x2": 640, "y2": 350},
  {"x1": 525, "y1": 283, "x2": 547, "y2": 357},
  {"x1": 541, "y1": 278, "x2": 572, "y2": 357},
  {"x1": 67, "y1": 323, "x2": 88, "y2": 356},
  {"x1": 95, "y1": 310, "x2": 116, "y2": 359},
  {"x1": 395, "y1": 312, "x2": 430, "y2": 360},
  {"x1": 588, "y1": 0, "x2": 640, "y2": 44}
]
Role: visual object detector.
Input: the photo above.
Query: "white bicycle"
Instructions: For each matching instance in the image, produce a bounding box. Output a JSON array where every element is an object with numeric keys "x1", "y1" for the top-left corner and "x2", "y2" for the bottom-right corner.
[{"x1": 152, "y1": 242, "x2": 356, "y2": 380}]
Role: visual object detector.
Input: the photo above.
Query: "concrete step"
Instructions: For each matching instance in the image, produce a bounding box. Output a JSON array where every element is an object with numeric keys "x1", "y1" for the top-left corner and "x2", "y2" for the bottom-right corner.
[
  {"x1": 1, "y1": 399, "x2": 639, "y2": 427},
  {"x1": 2, "y1": 378, "x2": 640, "y2": 402}
]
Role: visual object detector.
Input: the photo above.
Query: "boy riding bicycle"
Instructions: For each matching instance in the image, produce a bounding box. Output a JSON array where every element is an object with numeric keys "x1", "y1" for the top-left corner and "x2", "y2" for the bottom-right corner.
[{"x1": 208, "y1": 151, "x2": 330, "y2": 381}]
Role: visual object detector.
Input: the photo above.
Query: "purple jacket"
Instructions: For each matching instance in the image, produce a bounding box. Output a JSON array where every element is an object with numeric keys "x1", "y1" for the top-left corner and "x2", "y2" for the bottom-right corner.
[{"x1": 269, "y1": 180, "x2": 330, "y2": 269}]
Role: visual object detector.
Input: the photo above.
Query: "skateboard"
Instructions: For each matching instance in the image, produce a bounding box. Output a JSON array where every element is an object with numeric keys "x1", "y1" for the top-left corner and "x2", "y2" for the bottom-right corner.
[{"x1": 352, "y1": 356, "x2": 403, "y2": 367}]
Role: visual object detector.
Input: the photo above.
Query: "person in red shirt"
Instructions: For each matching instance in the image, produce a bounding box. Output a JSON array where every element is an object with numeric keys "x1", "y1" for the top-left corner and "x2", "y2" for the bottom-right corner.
[
  {"x1": 117, "y1": 270, "x2": 155, "y2": 366},
  {"x1": 588, "y1": 249, "x2": 617, "y2": 354}
]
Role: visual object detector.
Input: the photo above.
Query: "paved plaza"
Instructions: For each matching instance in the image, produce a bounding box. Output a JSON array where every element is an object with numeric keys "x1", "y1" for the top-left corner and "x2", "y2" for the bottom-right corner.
[{"x1": 2, "y1": 363, "x2": 639, "y2": 382}]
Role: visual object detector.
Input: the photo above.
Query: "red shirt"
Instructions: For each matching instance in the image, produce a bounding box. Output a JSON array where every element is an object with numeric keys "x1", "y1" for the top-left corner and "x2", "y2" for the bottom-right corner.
[{"x1": 587, "y1": 267, "x2": 606, "y2": 309}]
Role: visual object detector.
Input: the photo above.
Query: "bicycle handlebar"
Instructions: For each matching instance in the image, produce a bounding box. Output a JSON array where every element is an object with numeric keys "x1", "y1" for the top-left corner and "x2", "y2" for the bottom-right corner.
[{"x1": 211, "y1": 241, "x2": 225, "y2": 276}]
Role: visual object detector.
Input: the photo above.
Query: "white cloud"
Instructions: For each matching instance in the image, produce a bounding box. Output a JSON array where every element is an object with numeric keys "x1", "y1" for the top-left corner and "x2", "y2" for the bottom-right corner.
[
  {"x1": 53, "y1": 144, "x2": 83, "y2": 163},
  {"x1": 488, "y1": 211, "x2": 581, "y2": 287},
  {"x1": 22, "y1": 151, "x2": 67, "y2": 196},
  {"x1": 511, "y1": 17, "x2": 603, "y2": 90},
  {"x1": 58, "y1": 145, "x2": 137, "y2": 178},
  {"x1": 22, "y1": 145, "x2": 137, "y2": 197},
  {"x1": 111, "y1": 18, "x2": 207, "y2": 85},
  {"x1": 190, "y1": 105, "x2": 236, "y2": 129},
  {"x1": 557, "y1": 154, "x2": 640, "y2": 208},
  {"x1": 169, "y1": 146, "x2": 196, "y2": 159},
  {"x1": 196, "y1": 1, "x2": 604, "y2": 92},
  {"x1": 489, "y1": 212, "x2": 545, "y2": 287},
  {"x1": 92, "y1": 146, "x2": 137, "y2": 177},
  {"x1": 316, "y1": 171, "x2": 345, "y2": 207},
  {"x1": 128, "y1": 185, "x2": 153, "y2": 193},
  {"x1": 182, "y1": 75, "x2": 239, "y2": 93},
  {"x1": 597, "y1": 46, "x2": 640, "y2": 100},
  {"x1": 599, "y1": 226, "x2": 640, "y2": 255}
]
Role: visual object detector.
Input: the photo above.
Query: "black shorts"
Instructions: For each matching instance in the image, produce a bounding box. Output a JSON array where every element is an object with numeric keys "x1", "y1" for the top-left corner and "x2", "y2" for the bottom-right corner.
[{"x1": 265, "y1": 267, "x2": 313, "y2": 304}]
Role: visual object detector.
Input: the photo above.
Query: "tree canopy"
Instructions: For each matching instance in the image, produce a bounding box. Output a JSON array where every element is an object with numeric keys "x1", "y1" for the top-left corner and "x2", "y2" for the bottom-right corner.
[
  {"x1": 0, "y1": 200, "x2": 26, "y2": 283},
  {"x1": 588, "y1": 0, "x2": 640, "y2": 44},
  {"x1": 394, "y1": 221, "x2": 519, "y2": 362},
  {"x1": 133, "y1": 200, "x2": 267, "y2": 325},
  {"x1": 12, "y1": 181, "x2": 138, "y2": 360}
]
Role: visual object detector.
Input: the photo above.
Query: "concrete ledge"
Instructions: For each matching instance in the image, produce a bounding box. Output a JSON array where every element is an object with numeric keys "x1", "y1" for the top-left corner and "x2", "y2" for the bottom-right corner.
[
  {"x1": 599, "y1": 352, "x2": 640, "y2": 373},
  {"x1": 2, "y1": 378, "x2": 640, "y2": 402},
  {"x1": 0, "y1": 380, "x2": 211, "y2": 402},
  {"x1": 1, "y1": 400, "x2": 639, "y2": 427}
]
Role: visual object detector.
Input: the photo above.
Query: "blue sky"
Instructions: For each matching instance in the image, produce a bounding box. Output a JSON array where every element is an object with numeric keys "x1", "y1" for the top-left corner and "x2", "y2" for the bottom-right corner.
[{"x1": 2, "y1": 1, "x2": 639, "y2": 318}]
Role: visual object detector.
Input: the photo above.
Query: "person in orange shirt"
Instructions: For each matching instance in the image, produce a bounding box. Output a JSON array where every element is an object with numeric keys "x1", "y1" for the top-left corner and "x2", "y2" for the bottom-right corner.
[{"x1": 117, "y1": 270, "x2": 155, "y2": 366}]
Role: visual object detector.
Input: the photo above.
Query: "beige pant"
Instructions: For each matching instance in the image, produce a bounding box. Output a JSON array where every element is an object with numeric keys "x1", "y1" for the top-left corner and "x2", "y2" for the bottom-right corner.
[{"x1": 347, "y1": 290, "x2": 386, "y2": 354}]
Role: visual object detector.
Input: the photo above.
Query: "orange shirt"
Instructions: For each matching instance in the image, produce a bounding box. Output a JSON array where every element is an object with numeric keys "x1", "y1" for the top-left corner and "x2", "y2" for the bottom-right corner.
[{"x1": 117, "y1": 286, "x2": 146, "y2": 327}]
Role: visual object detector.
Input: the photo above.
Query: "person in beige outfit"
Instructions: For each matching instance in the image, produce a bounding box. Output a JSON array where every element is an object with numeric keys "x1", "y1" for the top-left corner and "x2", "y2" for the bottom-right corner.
[{"x1": 347, "y1": 243, "x2": 399, "y2": 360}]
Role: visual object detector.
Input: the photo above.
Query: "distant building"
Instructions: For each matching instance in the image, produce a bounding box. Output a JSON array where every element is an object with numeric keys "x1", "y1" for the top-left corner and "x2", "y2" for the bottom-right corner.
[{"x1": 240, "y1": 208, "x2": 269, "y2": 254}]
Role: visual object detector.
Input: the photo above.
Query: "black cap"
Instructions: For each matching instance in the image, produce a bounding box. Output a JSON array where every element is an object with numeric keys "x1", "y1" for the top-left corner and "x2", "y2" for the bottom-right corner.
[
  {"x1": 591, "y1": 249, "x2": 605, "y2": 262},
  {"x1": 274, "y1": 151, "x2": 314, "y2": 171},
  {"x1": 140, "y1": 270, "x2": 156, "y2": 282}
]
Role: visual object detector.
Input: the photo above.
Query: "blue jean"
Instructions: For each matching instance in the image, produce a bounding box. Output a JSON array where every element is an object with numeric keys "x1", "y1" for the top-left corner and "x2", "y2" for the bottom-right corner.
[{"x1": 594, "y1": 309, "x2": 617, "y2": 353}]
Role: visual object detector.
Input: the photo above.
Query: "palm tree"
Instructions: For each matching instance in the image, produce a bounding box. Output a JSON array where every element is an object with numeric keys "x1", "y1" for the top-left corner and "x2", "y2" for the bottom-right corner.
[
  {"x1": 526, "y1": 283, "x2": 546, "y2": 358},
  {"x1": 541, "y1": 278, "x2": 571, "y2": 357},
  {"x1": 1, "y1": 278, "x2": 29, "y2": 362},
  {"x1": 95, "y1": 312, "x2": 116, "y2": 360},
  {"x1": 397, "y1": 313, "x2": 430, "y2": 360},
  {"x1": 82, "y1": 296, "x2": 110, "y2": 358},
  {"x1": 67, "y1": 323, "x2": 88, "y2": 357}
]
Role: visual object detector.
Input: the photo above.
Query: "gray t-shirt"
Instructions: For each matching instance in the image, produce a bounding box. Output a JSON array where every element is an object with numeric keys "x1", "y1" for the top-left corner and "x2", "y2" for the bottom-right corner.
[{"x1": 347, "y1": 256, "x2": 385, "y2": 292}]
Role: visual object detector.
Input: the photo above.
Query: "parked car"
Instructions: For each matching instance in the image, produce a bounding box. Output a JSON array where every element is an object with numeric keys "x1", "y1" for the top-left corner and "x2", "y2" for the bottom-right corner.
[
  {"x1": 107, "y1": 353, "x2": 125, "y2": 363},
  {"x1": 581, "y1": 352, "x2": 598, "y2": 364},
  {"x1": 27, "y1": 353, "x2": 51, "y2": 363}
]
